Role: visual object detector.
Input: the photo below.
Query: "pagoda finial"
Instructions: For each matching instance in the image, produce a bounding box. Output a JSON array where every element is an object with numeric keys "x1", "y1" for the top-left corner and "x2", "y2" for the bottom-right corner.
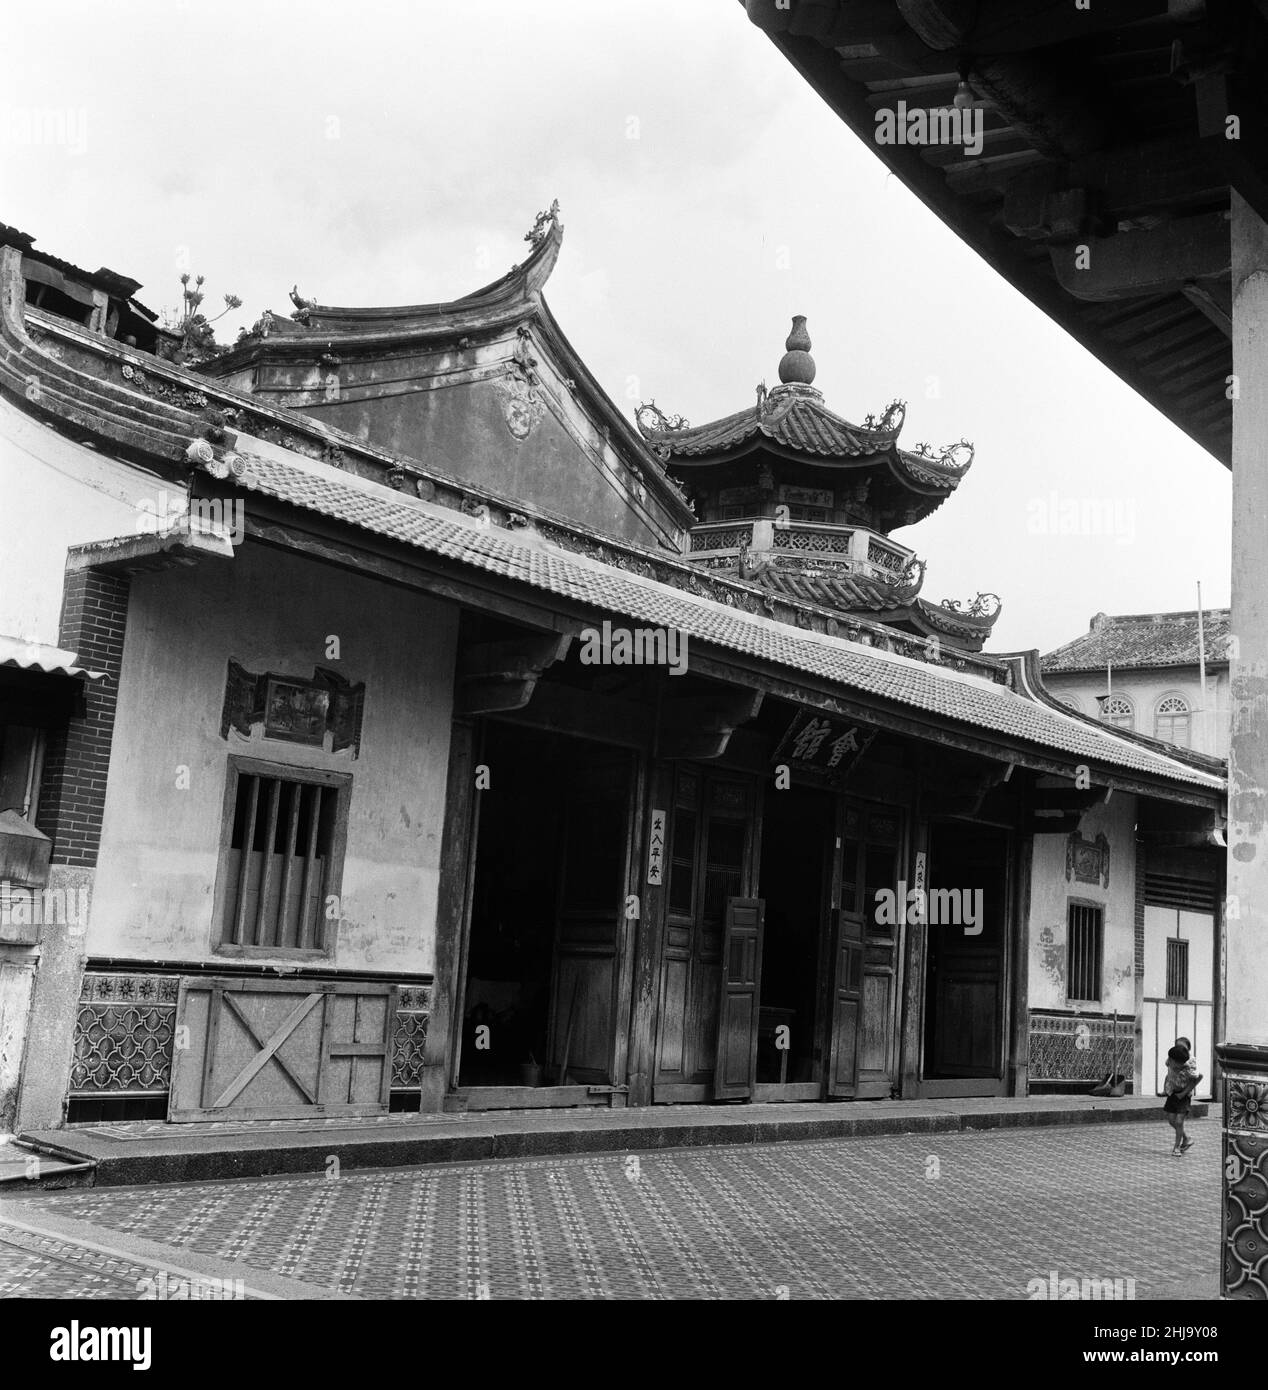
[{"x1": 778, "y1": 315, "x2": 815, "y2": 385}]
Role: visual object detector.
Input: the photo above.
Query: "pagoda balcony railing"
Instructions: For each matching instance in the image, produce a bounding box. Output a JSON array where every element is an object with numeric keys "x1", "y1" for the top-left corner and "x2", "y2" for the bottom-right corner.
[{"x1": 688, "y1": 518, "x2": 915, "y2": 580}]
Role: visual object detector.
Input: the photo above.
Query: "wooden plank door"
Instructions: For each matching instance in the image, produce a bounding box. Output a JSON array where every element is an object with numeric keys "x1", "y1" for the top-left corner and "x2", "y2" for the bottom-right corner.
[
  {"x1": 824, "y1": 906, "x2": 865, "y2": 1096},
  {"x1": 713, "y1": 897, "x2": 765, "y2": 1099},
  {"x1": 168, "y1": 977, "x2": 398, "y2": 1121}
]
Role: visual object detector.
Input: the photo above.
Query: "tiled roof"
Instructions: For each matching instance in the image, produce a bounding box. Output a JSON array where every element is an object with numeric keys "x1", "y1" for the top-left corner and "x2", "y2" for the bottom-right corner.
[
  {"x1": 757, "y1": 568, "x2": 917, "y2": 612},
  {"x1": 647, "y1": 384, "x2": 970, "y2": 499},
  {"x1": 1042, "y1": 610, "x2": 1231, "y2": 673},
  {"x1": 202, "y1": 453, "x2": 1222, "y2": 792},
  {"x1": 657, "y1": 392, "x2": 888, "y2": 460}
]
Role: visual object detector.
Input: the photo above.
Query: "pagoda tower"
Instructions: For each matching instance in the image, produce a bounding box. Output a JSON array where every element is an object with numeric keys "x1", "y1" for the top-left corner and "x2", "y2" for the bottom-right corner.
[{"x1": 636, "y1": 317, "x2": 1001, "y2": 652}]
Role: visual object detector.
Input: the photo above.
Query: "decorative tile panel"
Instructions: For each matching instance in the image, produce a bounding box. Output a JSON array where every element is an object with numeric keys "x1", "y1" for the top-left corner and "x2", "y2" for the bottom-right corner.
[
  {"x1": 70, "y1": 972, "x2": 179, "y2": 1095},
  {"x1": 1220, "y1": 1045, "x2": 1268, "y2": 1300},
  {"x1": 1027, "y1": 1011, "x2": 1134, "y2": 1083},
  {"x1": 391, "y1": 985, "x2": 431, "y2": 1089}
]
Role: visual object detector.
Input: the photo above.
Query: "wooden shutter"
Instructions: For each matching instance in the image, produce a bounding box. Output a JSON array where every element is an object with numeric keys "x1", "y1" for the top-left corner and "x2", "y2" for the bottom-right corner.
[
  {"x1": 825, "y1": 905, "x2": 865, "y2": 1096},
  {"x1": 712, "y1": 897, "x2": 764, "y2": 1100}
]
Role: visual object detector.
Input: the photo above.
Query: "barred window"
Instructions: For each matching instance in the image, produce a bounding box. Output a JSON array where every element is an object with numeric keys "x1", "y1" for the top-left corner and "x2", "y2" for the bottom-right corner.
[
  {"x1": 1155, "y1": 695, "x2": 1191, "y2": 747},
  {"x1": 1098, "y1": 694, "x2": 1133, "y2": 730},
  {"x1": 1165, "y1": 937, "x2": 1190, "y2": 1001},
  {"x1": 215, "y1": 758, "x2": 350, "y2": 954},
  {"x1": 1066, "y1": 902, "x2": 1103, "y2": 1003}
]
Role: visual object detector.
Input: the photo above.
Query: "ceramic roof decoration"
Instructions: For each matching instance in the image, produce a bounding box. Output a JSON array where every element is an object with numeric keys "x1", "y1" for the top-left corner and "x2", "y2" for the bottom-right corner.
[{"x1": 638, "y1": 316, "x2": 994, "y2": 650}]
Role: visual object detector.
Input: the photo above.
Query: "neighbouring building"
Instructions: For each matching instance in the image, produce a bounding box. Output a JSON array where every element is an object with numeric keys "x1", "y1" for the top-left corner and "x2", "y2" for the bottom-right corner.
[
  {"x1": 1042, "y1": 609, "x2": 1231, "y2": 759},
  {"x1": 0, "y1": 210, "x2": 1226, "y2": 1139}
]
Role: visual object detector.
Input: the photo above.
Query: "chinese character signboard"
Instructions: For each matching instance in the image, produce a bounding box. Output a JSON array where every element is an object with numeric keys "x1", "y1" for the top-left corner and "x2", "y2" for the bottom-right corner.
[
  {"x1": 772, "y1": 712, "x2": 876, "y2": 786},
  {"x1": 647, "y1": 808, "x2": 666, "y2": 885}
]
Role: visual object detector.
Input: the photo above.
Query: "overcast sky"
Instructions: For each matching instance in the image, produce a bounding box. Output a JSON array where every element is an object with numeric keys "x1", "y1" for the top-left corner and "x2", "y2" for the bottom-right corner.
[{"x1": 2, "y1": 0, "x2": 1232, "y2": 653}]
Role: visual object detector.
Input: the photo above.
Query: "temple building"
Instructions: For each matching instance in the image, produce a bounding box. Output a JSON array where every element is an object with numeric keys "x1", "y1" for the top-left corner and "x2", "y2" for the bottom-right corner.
[
  {"x1": 0, "y1": 209, "x2": 1227, "y2": 1144},
  {"x1": 638, "y1": 316, "x2": 1001, "y2": 654}
]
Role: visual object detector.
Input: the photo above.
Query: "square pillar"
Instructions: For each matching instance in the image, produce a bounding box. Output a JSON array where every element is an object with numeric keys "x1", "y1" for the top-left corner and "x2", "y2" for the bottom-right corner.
[{"x1": 1221, "y1": 191, "x2": 1268, "y2": 1299}]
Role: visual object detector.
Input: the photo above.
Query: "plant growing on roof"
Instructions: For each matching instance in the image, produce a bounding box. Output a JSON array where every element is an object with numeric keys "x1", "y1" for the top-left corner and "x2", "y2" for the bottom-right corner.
[{"x1": 163, "y1": 273, "x2": 243, "y2": 364}]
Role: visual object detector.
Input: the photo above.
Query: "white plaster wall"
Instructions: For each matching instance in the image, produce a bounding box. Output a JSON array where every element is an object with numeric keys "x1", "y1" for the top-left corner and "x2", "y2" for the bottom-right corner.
[
  {"x1": 89, "y1": 541, "x2": 457, "y2": 975},
  {"x1": 0, "y1": 394, "x2": 149, "y2": 644},
  {"x1": 1027, "y1": 795, "x2": 1138, "y2": 1014},
  {"x1": 1045, "y1": 669, "x2": 1229, "y2": 759}
]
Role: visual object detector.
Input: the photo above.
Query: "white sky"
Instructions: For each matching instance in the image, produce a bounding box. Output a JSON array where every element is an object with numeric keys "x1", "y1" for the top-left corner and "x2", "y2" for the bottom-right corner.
[{"x1": 1, "y1": 0, "x2": 1232, "y2": 654}]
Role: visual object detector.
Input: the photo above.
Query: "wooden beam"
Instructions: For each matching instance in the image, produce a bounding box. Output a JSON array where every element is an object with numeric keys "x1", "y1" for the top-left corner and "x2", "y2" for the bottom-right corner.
[
  {"x1": 1049, "y1": 211, "x2": 1231, "y2": 301},
  {"x1": 494, "y1": 680, "x2": 655, "y2": 749}
]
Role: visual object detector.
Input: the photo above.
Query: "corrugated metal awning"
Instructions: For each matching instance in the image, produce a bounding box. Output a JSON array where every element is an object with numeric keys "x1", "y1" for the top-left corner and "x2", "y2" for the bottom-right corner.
[{"x1": 0, "y1": 635, "x2": 104, "y2": 680}]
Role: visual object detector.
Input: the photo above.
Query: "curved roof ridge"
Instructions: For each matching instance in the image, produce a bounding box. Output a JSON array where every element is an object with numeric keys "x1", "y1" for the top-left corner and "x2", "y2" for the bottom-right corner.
[{"x1": 270, "y1": 206, "x2": 564, "y2": 333}]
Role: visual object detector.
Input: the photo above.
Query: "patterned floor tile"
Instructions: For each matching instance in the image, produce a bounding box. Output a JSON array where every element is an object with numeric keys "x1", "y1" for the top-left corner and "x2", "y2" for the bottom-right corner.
[{"x1": 2, "y1": 1124, "x2": 1220, "y2": 1300}]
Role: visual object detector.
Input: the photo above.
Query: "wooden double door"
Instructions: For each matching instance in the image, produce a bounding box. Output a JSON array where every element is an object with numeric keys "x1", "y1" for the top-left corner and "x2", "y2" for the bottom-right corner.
[{"x1": 651, "y1": 770, "x2": 905, "y2": 1103}]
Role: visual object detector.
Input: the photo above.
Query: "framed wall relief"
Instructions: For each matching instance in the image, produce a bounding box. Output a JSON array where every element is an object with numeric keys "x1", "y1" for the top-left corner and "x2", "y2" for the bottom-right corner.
[
  {"x1": 1065, "y1": 830, "x2": 1110, "y2": 889},
  {"x1": 264, "y1": 678, "x2": 329, "y2": 744},
  {"x1": 221, "y1": 662, "x2": 365, "y2": 756}
]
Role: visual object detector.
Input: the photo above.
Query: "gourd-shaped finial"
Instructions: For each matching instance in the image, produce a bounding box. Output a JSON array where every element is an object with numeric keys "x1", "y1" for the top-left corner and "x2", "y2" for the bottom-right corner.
[{"x1": 778, "y1": 315, "x2": 815, "y2": 385}]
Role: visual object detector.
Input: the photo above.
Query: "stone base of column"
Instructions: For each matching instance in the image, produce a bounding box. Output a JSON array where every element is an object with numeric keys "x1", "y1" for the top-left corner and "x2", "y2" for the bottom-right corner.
[{"x1": 1217, "y1": 1041, "x2": 1268, "y2": 1299}]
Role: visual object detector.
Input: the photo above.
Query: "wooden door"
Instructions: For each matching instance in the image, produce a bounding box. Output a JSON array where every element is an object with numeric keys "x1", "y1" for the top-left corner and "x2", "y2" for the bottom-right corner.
[
  {"x1": 547, "y1": 750, "x2": 634, "y2": 1084},
  {"x1": 169, "y1": 977, "x2": 397, "y2": 1121},
  {"x1": 824, "y1": 905, "x2": 865, "y2": 1096},
  {"x1": 653, "y1": 770, "x2": 753, "y2": 1099},
  {"x1": 923, "y1": 820, "x2": 1009, "y2": 1083},
  {"x1": 713, "y1": 898, "x2": 765, "y2": 1099}
]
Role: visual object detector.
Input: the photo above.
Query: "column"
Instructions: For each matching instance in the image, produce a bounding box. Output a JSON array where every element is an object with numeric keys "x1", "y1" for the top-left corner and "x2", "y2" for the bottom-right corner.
[{"x1": 1221, "y1": 190, "x2": 1268, "y2": 1300}]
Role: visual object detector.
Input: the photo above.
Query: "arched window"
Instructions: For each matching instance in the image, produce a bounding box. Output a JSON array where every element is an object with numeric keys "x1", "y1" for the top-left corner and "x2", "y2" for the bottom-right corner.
[
  {"x1": 1059, "y1": 693, "x2": 1081, "y2": 713},
  {"x1": 1099, "y1": 694, "x2": 1134, "y2": 730},
  {"x1": 1155, "y1": 694, "x2": 1191, "y2": 747}
]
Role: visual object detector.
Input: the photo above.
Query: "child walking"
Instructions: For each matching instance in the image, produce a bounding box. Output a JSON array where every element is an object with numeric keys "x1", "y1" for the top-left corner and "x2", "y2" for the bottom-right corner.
[{"x1": 1163, "y1": 1043, "x2": 1202, "y2": 1156}]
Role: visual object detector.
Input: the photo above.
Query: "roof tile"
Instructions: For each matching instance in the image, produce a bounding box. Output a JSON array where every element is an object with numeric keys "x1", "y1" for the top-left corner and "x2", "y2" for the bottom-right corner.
[{"x1": 210, "y1": 453, "x2": 1223, "y2": 793}]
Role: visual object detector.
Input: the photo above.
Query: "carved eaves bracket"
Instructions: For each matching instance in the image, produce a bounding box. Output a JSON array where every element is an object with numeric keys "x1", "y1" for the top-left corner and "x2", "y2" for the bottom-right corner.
[
  {"x1": 923, "y1": 761, "x2": 1014, "y2": 818},
  {"x1": 457, "y1": 632, "x2": 572, "y2": 715},
  {"x1": 1027, "y1": 782, "x2": 1111, "y2": 836},
  {"x1": 657, "y1": 688, "x2": 764, "y2": 761}
]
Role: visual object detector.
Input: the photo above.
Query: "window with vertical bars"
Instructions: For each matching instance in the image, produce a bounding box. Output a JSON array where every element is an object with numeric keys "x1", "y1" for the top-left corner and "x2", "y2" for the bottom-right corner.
[
  {"x1": 1066, "y1": 902, "x2": 1103, "y2": 1002},
  {"x1": 217, "y1": 760, "x2": 349, "y2": 952},
  {"x1": 1165, "y1": 937, "x2": 1190, "y2": 1000}
]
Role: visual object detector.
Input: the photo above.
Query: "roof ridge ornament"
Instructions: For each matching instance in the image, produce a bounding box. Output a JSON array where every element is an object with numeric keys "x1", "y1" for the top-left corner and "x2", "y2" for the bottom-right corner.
[
  {"x1": 289, "y1": 286, "x2": 317, "y2": 324},
  {"x1": 635, "y1": 400, "x2": 690, "y2": 437},
  {"x1": 778, "y1": 314, "x2": 816, "y2": 385},
  {"x1": 525, "y1": 199, "x2": 562, "y2": 247},
  {"x1": 941, "y1": 592, "x2": 1001, "y2": 619},
  {"x1": 863, "y1": 398, "x2": 906, "y2": 436}
]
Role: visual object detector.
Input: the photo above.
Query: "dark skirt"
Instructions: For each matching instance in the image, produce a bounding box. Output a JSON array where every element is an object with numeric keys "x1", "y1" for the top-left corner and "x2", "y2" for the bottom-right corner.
[{"x1": 1164, "y1": 1092, "x2": 1191, "y2": 1115}]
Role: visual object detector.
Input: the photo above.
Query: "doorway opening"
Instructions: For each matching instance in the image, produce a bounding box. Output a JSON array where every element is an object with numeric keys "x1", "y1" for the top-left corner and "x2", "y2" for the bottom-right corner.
[
  {"x1": 457, "y1": 723, "x2": 632, "y2": 1099},
  {"x1": 755, "y1": 784, "x2": 832, "y2": 1096},
  {"x1": 922, "y1": 819, "x2": 1010, "y2": 1093}
]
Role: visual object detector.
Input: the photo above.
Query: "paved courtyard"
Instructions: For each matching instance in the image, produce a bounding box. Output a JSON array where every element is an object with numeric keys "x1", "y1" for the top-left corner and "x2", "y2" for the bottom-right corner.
[{"x1": 0, "y1": 1122, "x2": 1220, "y2": 1300}]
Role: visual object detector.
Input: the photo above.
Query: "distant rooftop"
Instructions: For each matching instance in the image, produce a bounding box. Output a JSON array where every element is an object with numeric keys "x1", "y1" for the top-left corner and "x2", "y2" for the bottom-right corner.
[{"x1": 1042, "y1": 609, "x2": 1231, "y2": 675}]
